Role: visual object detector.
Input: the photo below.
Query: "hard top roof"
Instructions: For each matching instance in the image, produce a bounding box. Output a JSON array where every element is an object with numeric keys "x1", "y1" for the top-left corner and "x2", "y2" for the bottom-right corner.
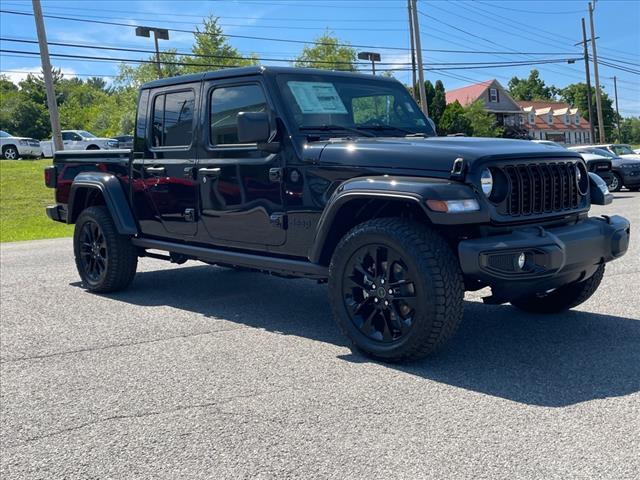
[{"x1": 140, "y1": 66, "x2": 396, "y2": 90}]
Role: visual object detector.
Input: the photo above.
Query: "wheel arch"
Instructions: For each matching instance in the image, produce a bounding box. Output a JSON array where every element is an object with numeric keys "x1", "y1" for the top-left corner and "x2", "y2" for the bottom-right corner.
[
  {"x1": 68, "y1": 172, "x2": 138, "y2": 235},
  {"x1": 308, "y1": 175, "x2": 489, "y2": 266}
]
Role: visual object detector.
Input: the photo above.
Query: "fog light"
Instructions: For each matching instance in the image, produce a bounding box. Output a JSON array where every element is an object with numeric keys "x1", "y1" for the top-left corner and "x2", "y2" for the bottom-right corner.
[{"x1": 517, "y1": 252, "x2": 526, "y2": 270}]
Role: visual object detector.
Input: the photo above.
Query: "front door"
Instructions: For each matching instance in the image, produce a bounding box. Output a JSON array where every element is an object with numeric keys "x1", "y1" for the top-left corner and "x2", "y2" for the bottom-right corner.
[
  {"x1": 196, "y1": 79, "x2": 286, "y2": 247},
  {"x1": 140, "y1": 85, "x2": 199, "y2": 237}
]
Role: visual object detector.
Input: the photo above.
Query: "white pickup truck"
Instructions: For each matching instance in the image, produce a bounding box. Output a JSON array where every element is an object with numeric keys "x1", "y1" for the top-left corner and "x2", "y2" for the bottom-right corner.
[
  {"x1": 41, "y1": 130, "x2": 119, "y2": 157},
  {"x1": 1, "y1": 130, "x2": 42, "y2": 159}
]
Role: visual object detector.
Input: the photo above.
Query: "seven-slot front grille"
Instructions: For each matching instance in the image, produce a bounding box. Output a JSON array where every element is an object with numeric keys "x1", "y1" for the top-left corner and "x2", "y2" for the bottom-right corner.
[{"x1": 501, "y1": 162, "x2": 580, "y2": 216}]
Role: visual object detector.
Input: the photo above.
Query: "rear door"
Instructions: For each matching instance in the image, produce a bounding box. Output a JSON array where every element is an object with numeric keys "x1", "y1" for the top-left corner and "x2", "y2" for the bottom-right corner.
[
  {"x1": 196, "y1": 78, "x2": 286, "y2": 247},
  {"x1": 139, "y1": 84, "x2": 200, "y2": 237}
]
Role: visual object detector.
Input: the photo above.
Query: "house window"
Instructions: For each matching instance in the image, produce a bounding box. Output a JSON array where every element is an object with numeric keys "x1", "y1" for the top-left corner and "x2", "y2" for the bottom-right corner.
[
  {"x1": 564, "y1": 114, "x2": 570, "y2": 125},
  {"x1": 547, "y1": 113, "x2": 553, "y2": 124},
  {"x1": 528, "y1": 112, "x2": 535, "y2": 124},
  {"x1": 489, "y1": 88, "x2": 499, "y2": 103},
  {"x1": 519, "y1": 115, "x2": 525, "y2": 125},
  {"x1": 575, "y1": 114, "x2": 580, "y2": 125}
]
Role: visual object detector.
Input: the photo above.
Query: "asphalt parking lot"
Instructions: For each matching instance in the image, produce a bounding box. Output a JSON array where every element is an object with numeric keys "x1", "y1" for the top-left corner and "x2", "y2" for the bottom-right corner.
[{"x1": 1, "y1": 192, "x2": 639, "y2": 479}]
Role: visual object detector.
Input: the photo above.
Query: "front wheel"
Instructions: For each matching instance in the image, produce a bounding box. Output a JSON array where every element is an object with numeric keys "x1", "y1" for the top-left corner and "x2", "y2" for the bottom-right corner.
[
  {"x1": 74, "y1": 206, "x2": 138, "y2": 292},
  {"x1": 608, "y1": 173, "x2": 622, "y2": 192},
  {"x1": 511, "y1": 264, "x2": 605, "y2": 314},
  {"x1": 328, "y1": 218, "x2": 464, "y2": 362},
  {"x1": 2, "y1": 146, "x2": 18, "y2": 160}
]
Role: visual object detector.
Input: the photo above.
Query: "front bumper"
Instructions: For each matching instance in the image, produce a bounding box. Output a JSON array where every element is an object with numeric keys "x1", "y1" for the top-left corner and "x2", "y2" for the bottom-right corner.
[
  {"x1": 618, "y1": 169, "x2": 640, "y2": 187},
  {"x1": 458, "y1": 215, "x2": 630, "y2": 299}
]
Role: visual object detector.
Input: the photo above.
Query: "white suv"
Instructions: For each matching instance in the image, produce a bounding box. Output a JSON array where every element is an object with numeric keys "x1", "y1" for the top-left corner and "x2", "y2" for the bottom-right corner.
[
  {"x1": 0, "y1": 130, "x2": 42, "y2": 159},
  {"x1": 41, "y1": 130, "x2": 119, "y2": 157}
]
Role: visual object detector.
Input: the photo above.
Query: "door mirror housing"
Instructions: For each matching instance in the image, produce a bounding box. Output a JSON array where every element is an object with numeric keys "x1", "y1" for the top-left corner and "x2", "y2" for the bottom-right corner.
[{"x1": 237, "y1": 111, "x2": 271, "y2": 144}]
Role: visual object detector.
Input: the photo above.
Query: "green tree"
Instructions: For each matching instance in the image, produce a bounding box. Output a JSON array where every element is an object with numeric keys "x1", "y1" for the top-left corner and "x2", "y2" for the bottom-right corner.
[
  {"x1": 431, "y1": 80, "x2": 446, "y2": 129},
  {"x1": 182, "y1": 15, "x2": 257, "y2": 73},
  {"x1": 464, "y1": 100, "x2": 503, "y2": 137},
  {"x1": 294, "y1": 31, "x2": 356, "y2": 71},
  {"x1": 619, "y1": 117, "x2": 640, "y2": 144},
  {"x1": 508, "y1": 69, "x2": 556, "y2": 101},
  {"x1": 559, "y1": 83, "x2": 616, "y2": 141},
  {"x1": 439, "y1": 100, "x2": 472, "y2": 136}
]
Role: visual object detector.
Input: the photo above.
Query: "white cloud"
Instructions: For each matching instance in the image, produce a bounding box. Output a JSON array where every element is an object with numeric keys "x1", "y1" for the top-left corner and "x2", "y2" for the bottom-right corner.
[{"x1": 2, "y1": 66, "x2": 77, "y2": 85}]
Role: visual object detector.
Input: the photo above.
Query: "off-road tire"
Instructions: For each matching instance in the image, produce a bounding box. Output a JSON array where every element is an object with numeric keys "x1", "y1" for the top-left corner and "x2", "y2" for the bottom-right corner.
[
  {"x1": 511, "y1": 264, "x2": 605, "y2": 314},
  {"x1": 609, "y1": 173, "x2": 622, "y2": 192},
  {"x1": 328, "y1": 218, "x2": 464, "y2": 362},
  {"x1": 2, "y1": 146, "x2": 18, "y2": 160},
  {"x1": 74, "y1": 206, "x2": 138, "y2": 292}
]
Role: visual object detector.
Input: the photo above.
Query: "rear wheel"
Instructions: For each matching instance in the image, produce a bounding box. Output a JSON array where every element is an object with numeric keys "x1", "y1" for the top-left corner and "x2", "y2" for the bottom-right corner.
[
  {"x1": 328, "y1": 218, "x2": 464, "y2": 362},
  {"x1": 74, "y1": 206, "x2": 137, "y2": 292},
  {"x1": 511, "y1": 264, "x2": 605, "y2": 314},
  {"x1": 609, "y1": 173, "x2": 622, "y2": 192},
  {"x1": 2, "y1": 146, "x2": 18, "y2": 160}
]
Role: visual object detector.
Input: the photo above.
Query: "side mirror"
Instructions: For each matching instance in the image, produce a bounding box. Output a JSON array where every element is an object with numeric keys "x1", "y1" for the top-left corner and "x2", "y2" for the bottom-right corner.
[{"x1": 237, "y1": 111, "x2": 270, "y2": 144}]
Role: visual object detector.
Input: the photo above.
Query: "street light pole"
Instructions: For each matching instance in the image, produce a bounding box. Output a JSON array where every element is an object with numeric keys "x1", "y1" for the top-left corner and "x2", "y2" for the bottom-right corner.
[
  {"x1": 32, "y1": 0, "x2": 63, "y2": 152},
  {"x1": 135, "y1": 26, "x2": 169, "y2": 79},
  {"x1": 588, "y1": 1, "x2": 605, "y2": 143},
  {"x1": 357, "y1": 52, "x2": 381, "y2": 75}
]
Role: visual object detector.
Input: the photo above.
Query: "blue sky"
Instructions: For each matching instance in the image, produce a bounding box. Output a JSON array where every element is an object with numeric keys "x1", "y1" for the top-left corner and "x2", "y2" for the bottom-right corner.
[{"x1": 1, "y1": 0, "x2": 638, "y2": 115}]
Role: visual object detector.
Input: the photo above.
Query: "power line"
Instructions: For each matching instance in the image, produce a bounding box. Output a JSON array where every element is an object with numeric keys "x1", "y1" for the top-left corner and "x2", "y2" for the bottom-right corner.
[
  {"x1": 0, "y1": 69, "x2": 119, "y2": 78},
  {"x1": 0, "y1": 48, "x2": 582, "y2": 72},
  {"x1": 473, "y1": 0, "x2": 584, "y2": 15},
  {"x1": 0, "y1": 9, "x2": 587, "y2": 56}
]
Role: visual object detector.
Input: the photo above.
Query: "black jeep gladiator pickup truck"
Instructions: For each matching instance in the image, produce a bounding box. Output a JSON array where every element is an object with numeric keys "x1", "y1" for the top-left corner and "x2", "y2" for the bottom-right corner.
[{"x1": 45, "y1": 67, "x2": 630, "y2": 361}]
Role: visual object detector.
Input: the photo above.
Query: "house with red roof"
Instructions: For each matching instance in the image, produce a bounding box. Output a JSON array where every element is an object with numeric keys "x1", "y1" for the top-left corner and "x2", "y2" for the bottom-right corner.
[
  {"x1": 445, "y1": 79, "x2": 523, "y2": 130},
  {"x1": 445, "y1": 80, "x2": 592, "y2": 144},
  {"x1": 517, "y1": 101, "x2": 592, "y2": 145}
]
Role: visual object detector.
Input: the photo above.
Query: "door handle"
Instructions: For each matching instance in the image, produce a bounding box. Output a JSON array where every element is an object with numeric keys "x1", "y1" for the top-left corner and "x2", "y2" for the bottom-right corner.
[
  {"x1": 198, "y1": 167, "x2": 221, "y2": 176},
  {"x1": 145, "y1": 166, "x2": 166, "y2": 173}
]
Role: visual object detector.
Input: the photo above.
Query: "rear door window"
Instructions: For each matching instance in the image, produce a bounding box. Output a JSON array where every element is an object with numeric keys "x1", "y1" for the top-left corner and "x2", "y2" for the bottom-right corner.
[{"x1": 151, "y1": 90, "x2": 195, "y2": 147}]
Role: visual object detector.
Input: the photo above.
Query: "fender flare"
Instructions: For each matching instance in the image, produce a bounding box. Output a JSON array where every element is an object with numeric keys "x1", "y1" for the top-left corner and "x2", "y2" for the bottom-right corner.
[
  {"x1": 308, "y1": 175, "x2": 489, "y2": 264},
  {"x1": 68, "y1": 172, "x2": 138, "y2": 235}
]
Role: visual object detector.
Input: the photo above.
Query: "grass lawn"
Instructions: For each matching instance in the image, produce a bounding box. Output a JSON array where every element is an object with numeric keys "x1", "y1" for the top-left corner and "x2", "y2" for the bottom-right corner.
[{"x1": 0, "y1": 159, "x2": 73, "y2": 242}]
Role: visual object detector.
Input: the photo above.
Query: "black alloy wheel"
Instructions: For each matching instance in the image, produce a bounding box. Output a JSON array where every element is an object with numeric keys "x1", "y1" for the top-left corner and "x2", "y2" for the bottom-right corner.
[
  {"x1": 342, "y1": 244, "x2": 417, "y2": 343},
  {"x1": 78, "y1": 220, "x2": 108, "y2": 283}
]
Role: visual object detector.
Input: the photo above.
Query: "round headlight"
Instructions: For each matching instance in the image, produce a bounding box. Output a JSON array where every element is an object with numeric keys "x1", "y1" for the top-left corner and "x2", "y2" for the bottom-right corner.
[{"x1": 480, "y1": 168, "x2": 493, "y2": 196}]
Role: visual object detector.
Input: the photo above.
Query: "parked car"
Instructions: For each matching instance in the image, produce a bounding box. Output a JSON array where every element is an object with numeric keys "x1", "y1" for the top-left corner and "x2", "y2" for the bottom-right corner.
[
  {"x1": 634, "y1": 148, "x2": 640, "y2": 155},
  {"x1": 40, "y1": 130, "x2": 119, "y2": 157},
  {"x1": 569, "y1": 146, "x2": 640, "y2": 192},
  {"x1": 0, "y1": 130, "x2": 42, "y2": 159},
  {"x1": 44, "y1": 66, "x2": 629, "y2": 362},
  {"x1": 590, "y1": 144, "x2": 640, "y2": 161},
  {"x1": 114, "y1": 135, "x2": 134, "y2": 150}
]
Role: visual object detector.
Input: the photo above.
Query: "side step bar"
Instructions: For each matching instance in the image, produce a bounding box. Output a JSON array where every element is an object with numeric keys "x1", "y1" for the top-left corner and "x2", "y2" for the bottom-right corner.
[{"x1": 131, "y1": 238, "x2": 328, "y2": 280}]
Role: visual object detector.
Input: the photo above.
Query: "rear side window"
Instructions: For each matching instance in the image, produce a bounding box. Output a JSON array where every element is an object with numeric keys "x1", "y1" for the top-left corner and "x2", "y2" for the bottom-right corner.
[
  {"x1": 151, "y1": 90, "x2": 195, "y2": 147},
  {"x1": 210, "y1": 84, "x2": 267, "y2": 146}
]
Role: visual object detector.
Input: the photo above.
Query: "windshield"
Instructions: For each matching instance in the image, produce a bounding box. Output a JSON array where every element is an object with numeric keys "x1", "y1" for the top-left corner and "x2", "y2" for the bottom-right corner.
[
  {"x1": 0, "y1": 130, "x2": 10, "y2": 138},
  {"x1": 591, "y1": 148, "x2": 617, "y2": 158},
  {"x1": 611, "y1": 145, "x2": 634, "y2": 155},
  {"x1": 276, "y1": 73, "x2": 435, "y2": 137},
  {"x1": 77, "y1": 130, "x2": 96, "y2": 138}
]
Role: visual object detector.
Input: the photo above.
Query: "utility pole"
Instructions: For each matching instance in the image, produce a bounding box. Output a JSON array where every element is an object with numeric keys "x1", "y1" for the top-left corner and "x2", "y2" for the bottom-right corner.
[
  {"x1": 613, "y1": 76, "x2": 621, "y2": 141},
  {"x1": 588, "y1": 1, "x2": 605, "y2": 143},
  {"x1": 577, "y1": 18, "x2": 596, "y2": 143},
  {"x1": 410, "y1": 0, "x2": 428, "y2": 116},
  {"x1": 407, "y1": 0, "x2": 417, "y2": 97},
  {"x1": 32, "y1": 0, "x2": 62, "y2": 152},
  {"x1": 135, "y1": 26, "x2": 169, "y2": 79}
]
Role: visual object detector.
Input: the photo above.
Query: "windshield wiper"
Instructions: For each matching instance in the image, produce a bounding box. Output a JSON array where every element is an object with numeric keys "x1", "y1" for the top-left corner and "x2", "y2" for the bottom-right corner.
[
  {"x1": 299, "y1": 124, "x2": 376, "y2": 137},
  {"x1": 356, "y1": 124, "x2": 425, "y2": 136}
]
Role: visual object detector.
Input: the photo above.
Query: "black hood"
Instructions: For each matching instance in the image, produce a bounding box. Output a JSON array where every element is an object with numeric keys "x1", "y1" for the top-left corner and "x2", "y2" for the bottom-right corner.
[{"x1": 305, "y1": 136, "x2": 583, "y2": 174}]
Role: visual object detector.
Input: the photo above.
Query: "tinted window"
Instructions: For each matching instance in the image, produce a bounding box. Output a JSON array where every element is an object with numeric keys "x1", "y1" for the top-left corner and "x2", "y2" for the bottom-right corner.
[
  {"x1": 210, "y1": 84, "x2": 267, "y2": 145},
  {"x1": 152, "y1": 90, "x2": 194, "y2": 147}
]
